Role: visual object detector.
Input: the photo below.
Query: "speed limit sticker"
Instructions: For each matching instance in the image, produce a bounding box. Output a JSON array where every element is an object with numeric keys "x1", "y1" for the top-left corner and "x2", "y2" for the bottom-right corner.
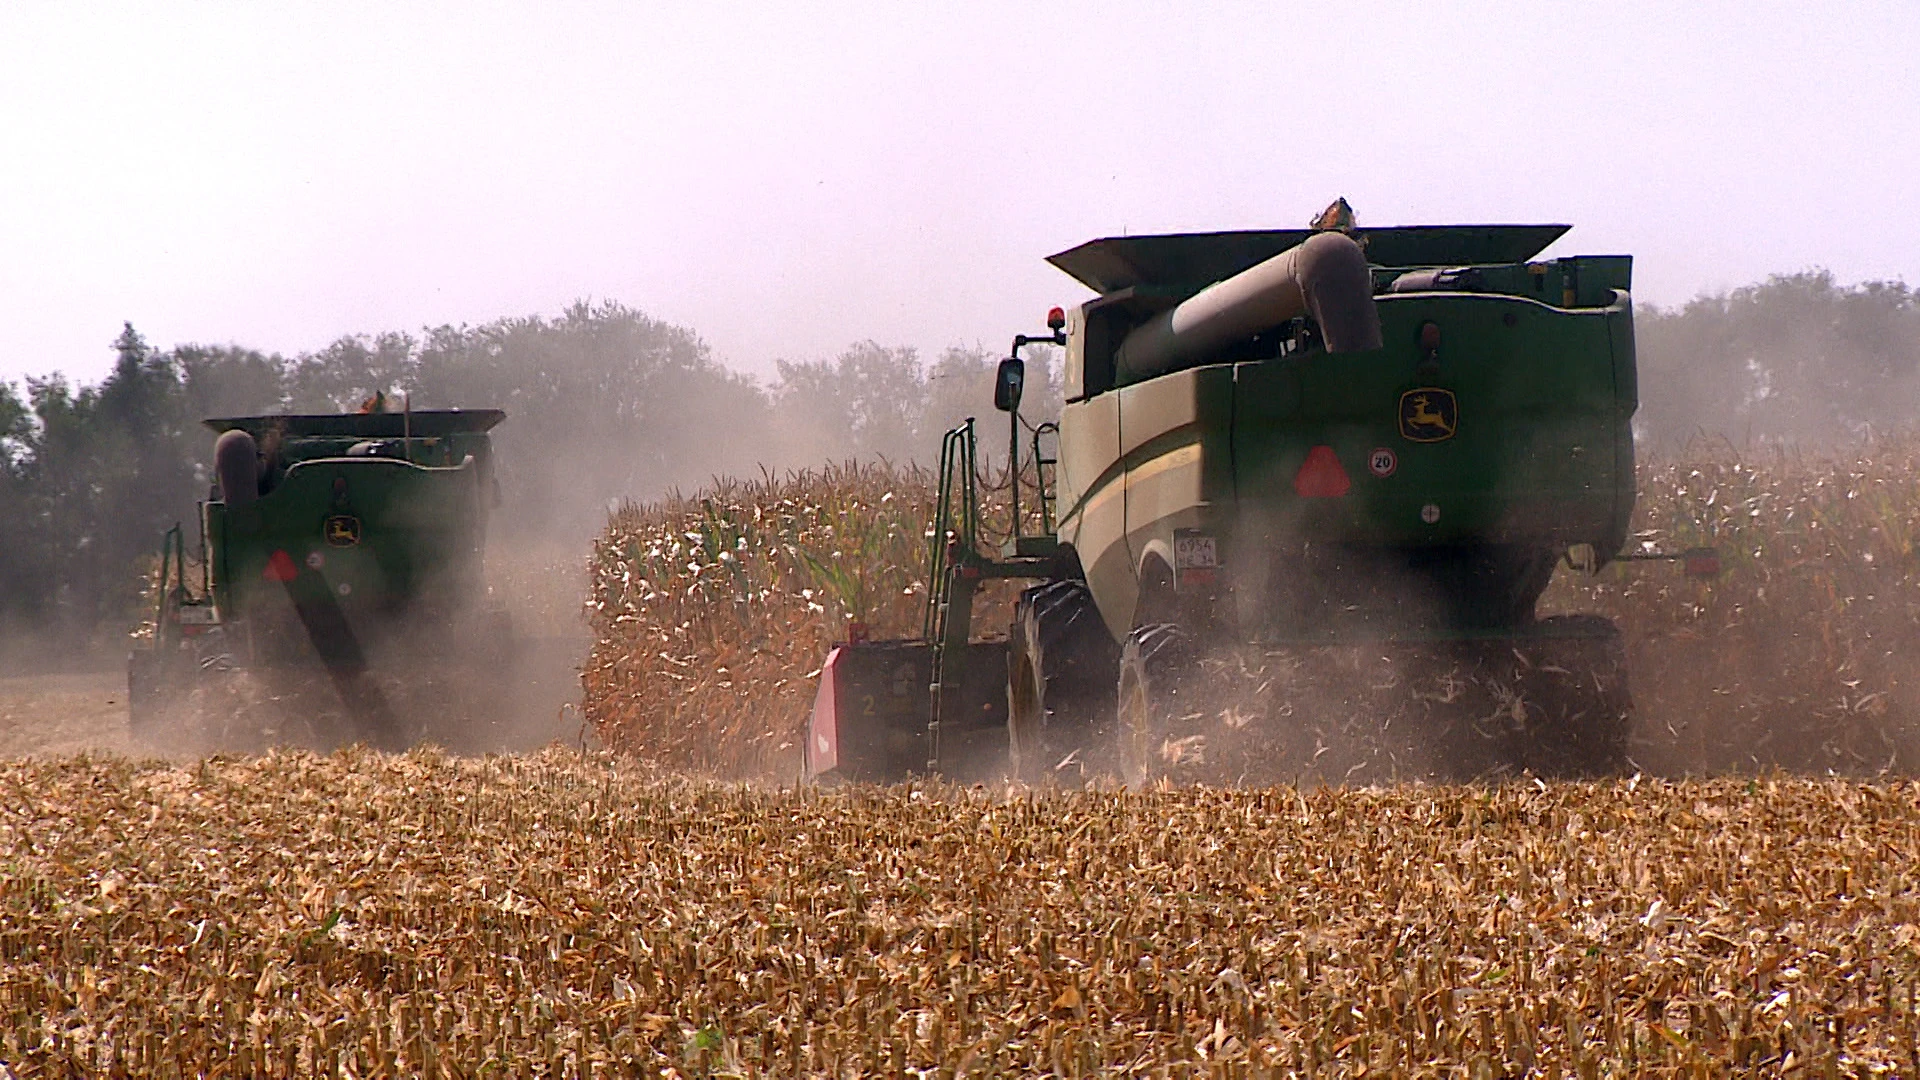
[{"x1": 1368, "y1": 447, "x2": 1398, "y2": 478}]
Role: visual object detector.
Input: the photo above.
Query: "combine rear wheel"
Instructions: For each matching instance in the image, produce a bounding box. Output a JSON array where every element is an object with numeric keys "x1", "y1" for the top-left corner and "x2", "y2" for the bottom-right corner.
[
  {"x1": 1007, "y1": 581, "x2": 1121, "y2": 783},
  {"x1": 1492, "y1": 615, "x2": 1633, "y2": 777},
  {"x1": 126, "y1": 647, "x2": 167, "y2": 741},
  {"x1": 1116, "y1": 623, "x2": 1197, "y2": 788}
]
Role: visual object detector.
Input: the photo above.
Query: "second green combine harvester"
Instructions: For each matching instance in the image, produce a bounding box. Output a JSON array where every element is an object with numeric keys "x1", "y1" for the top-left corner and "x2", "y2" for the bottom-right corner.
[
  {"x1": 129, "y1": 406, "x2": 514, "y2": 751},
  {"x1": 808, "y1": 207, "x2": 1664, "y2": 786}
]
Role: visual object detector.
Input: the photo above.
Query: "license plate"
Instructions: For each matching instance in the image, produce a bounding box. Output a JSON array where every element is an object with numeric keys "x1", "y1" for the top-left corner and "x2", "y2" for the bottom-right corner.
[
  {"x1": 1173, "y1": 532, "x2": 1217, "y2": 569},
  {"x1": 177, "y1": 606, "x2": 218, "y2": 626}
]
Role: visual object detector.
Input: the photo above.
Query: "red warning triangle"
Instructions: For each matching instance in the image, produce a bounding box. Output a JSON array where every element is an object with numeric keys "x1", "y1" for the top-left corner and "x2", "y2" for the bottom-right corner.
[
  {"x1": 263, "y1": 549, "x2": 300, "y2": 582},
  {"x1": 1293, "y1": 445, "x2": 1351, "y2": 498}
]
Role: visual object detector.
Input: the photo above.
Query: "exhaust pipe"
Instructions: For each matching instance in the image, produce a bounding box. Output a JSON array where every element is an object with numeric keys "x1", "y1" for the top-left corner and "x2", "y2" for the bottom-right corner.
[{"x1": 1116, "y1": 230, "x2": 1382, "y2": 382}]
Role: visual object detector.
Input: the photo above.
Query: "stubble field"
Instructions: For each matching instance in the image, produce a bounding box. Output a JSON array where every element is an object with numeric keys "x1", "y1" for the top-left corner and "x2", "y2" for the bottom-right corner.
[{"x1": 3, "y1": 750, "x2": 1919, "y2": 1076}]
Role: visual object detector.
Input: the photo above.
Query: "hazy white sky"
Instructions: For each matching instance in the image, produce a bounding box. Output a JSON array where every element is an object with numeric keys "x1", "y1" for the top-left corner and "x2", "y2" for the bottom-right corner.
[{"x1": 2, "y1": 2, "x2": 1915, "y2": 387}]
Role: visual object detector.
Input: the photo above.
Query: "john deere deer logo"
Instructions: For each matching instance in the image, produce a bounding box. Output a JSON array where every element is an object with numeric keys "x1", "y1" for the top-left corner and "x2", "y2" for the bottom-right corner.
[
  {"x1": 323, "y1": 515, "x2": 361, "y2": 547},
  {"x1": 1398, "y1": 389, "x2": 1458, "y2": 443}
]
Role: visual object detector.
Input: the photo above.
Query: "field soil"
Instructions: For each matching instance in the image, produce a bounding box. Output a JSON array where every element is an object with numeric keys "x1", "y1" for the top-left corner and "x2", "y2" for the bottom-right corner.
[
  {"x1": 0, "y1": 668, "x2": 135, "y2": 758},
  {"x1": 0, "y1": 638, "x2": 590, "y2": 760}
]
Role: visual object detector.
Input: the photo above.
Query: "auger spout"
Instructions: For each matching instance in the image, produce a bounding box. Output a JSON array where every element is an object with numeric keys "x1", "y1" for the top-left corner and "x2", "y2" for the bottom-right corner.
[{"x1": 1115, "y1": 230, "x2": 1381, "y2": 383}]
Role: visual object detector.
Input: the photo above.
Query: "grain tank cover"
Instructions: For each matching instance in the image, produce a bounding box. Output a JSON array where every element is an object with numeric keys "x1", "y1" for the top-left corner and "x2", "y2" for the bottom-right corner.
[
  {"x1": 1048, "y1": 225, "x2": 1572, "y2": 294},
  {"x1": 202, "y1": 409, "x2": 506, "y2": 439}
]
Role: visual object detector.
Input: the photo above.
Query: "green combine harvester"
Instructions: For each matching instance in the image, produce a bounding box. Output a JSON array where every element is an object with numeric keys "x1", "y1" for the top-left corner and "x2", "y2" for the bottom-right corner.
[
  {"x1": 808, "y1": 204, "x2": 1711, "y2": 785},
  {"x1": 128, "y1": 407, "x2": 514, "y2": 751}
]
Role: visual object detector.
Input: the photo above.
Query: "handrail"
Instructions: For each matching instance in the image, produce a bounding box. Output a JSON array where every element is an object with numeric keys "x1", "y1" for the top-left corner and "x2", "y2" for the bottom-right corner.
[
  {"x1": 153, "y1": 524, "x2": 186, "y2": 643},
  {"x1": 923, "y1": 419, "x2": 986, "y2": 773},
  {"x1": 1028, "y1": 420, "x2": 1060, "y2": 537},
  {"x1": 923, "y1": 419, "x2": 980, "y2": 643}
]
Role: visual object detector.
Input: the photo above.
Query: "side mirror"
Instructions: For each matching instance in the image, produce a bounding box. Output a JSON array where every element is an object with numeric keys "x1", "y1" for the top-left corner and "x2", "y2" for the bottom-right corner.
[{"x1": 994, "y1": 356, "x2": 1025, "y2": 413}]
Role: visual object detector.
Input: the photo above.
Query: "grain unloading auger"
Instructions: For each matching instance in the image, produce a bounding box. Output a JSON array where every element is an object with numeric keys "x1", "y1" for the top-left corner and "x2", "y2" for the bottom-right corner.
[
  {"x1": 127, "y1": 407, "x2": 515, "y2": 751},
  {"x1": 808, "y1": 206, "x2": 1716, "y2": 786}
]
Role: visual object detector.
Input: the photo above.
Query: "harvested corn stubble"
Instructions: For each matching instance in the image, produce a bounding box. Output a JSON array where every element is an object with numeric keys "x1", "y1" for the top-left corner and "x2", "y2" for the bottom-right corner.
[{"x1": 3, "y1": 748, "x2": 1919, "y2": 1076}]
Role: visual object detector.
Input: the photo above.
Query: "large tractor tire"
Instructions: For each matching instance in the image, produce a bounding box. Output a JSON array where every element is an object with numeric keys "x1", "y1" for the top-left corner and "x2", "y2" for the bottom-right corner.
[
  {"x1": 126, "y1": 647, "x2": 171, "y2": 741},
  {"x1": 1007, "y1": 581, "x2": 1121, "y2": 783},
  {"x1": 1496, "y1": 615, "x2": 1633, "y2": 777},
  {"x1": 1115, "y1": 623, "x2": 1197, "y2": 788}
]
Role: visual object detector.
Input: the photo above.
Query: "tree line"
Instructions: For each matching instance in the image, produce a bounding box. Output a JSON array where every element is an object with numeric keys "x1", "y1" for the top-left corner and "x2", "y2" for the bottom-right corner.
[
  {"x1": 2, "y1": 271, "x2": 1912, "y2": 651},
  {"x1": 1634, "y1": 271, "x2": 1920, "y2": 446}
]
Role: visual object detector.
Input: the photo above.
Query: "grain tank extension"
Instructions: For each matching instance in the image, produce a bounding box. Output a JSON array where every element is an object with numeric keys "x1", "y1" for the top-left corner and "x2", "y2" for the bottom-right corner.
[{"x1": 807, "y1": 206, "x2": 1707, "y2": 785}]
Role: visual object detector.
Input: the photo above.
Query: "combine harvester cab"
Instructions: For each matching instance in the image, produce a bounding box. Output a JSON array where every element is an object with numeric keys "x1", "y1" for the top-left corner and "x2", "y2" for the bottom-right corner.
[
  {"x1": 128, "y1": 407, "x2": 514, "y2": 751},
  {"x1": 809, "y1": 203, "x2": 1712, "y2": 787}
]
